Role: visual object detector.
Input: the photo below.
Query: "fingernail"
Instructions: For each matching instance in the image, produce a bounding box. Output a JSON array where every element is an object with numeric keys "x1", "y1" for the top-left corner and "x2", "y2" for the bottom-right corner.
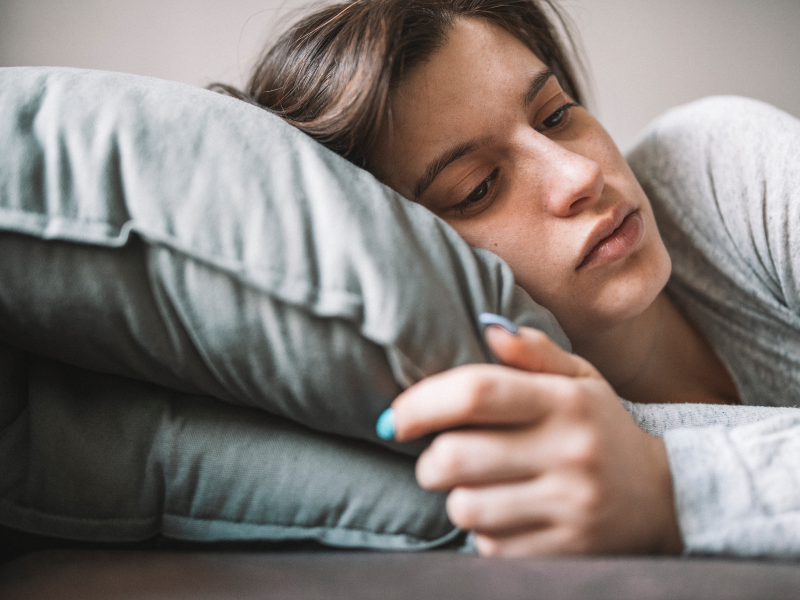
[
  {"x1": 478, "y1": 313, "x2": 519, "y2": 335},
  {"x1": 376, "y1": 408, "x2": 396, "y2": 440}
]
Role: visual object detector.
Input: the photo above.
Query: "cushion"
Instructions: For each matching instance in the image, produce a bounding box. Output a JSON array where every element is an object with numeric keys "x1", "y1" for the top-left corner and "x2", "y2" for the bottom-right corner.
[
  {"x1": 0, "y1": 66, "x2": 566, "y2": 548},
  {"x1": 0, "y1": 343, "x2": 459, "y2": 549},
  {"x1": 0, "y1": 66, "x2": 569, "y2": 449}
]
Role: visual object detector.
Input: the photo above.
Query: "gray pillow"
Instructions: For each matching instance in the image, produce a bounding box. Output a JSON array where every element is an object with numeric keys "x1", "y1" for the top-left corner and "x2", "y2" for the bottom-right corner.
[
  {"x1": 0, "y1": 66, "x2": 569, "y2": 450},
  {"x1": 0, "y1": 66, "x2": 567, "y2": 549},
  {"x1": 0, "y1": 343, "x2": 459, "y2": 549}
]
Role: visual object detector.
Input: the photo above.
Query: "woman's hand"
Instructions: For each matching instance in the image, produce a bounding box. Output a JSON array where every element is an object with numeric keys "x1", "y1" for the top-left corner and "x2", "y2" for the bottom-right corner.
[{"x1": 391, "y1": 324, "x2": 683, "y2": 556}]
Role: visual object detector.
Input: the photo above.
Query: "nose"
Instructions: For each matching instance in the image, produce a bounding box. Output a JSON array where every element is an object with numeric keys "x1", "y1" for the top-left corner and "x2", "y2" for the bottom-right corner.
[{"x1": 537, "y1": 141, "x2": 604, "y2": 218}]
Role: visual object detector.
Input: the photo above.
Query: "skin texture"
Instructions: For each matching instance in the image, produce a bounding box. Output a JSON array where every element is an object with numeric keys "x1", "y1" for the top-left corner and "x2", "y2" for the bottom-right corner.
[{"x1": 368, "y1": 17, "x2": 742, "y2": 555}]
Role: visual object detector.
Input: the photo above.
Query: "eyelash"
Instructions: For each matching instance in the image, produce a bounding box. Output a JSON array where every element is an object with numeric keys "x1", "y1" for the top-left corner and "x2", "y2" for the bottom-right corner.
[
  {"x1": 535, "y1": 102, "x2": 579, "y2": 133},
  {"x1": 454, "y1": 169, "x2": 499, "y2": 216}
]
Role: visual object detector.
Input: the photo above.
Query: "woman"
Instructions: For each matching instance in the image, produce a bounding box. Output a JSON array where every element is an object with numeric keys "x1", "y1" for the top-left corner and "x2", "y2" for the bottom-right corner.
[{"x1": 216, "y1": 0, "x2": 800, "y2": 556}]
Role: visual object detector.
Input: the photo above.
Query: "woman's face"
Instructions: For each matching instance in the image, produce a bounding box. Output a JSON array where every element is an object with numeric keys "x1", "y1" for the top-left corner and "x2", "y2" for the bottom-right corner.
[{"x1": 372, "y1": 18, "x2": 671, "y2": 341}]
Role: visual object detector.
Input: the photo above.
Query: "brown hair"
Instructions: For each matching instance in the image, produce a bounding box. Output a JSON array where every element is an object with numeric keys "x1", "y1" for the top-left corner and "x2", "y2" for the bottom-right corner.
[{"x1": 212, "y1": 0, "x2": 585, "y2": 169}]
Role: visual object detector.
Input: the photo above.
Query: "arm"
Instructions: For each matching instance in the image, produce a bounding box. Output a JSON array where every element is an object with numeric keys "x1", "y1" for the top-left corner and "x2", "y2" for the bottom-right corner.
[
  {"x1": 623, "y1": 399, "x2": 800, "y2": 556},
  {"x1": 664, "y1": 416, "x2": 800, "y2": 556},
  {"x1": 392, "y1": 321, "x2": 800, "y2": 556}
]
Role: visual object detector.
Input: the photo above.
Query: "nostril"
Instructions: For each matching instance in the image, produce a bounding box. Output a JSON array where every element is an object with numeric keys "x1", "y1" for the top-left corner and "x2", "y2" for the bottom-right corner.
[{"x1": 569, "y1": 196, "x2": 591, "y2": 213}]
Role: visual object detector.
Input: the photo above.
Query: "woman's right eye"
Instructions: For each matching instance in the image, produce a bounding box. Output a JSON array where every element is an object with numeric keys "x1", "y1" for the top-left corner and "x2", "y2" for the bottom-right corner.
[{"x1": 453, "y1": 169, "x2": 498, "y2": 216}]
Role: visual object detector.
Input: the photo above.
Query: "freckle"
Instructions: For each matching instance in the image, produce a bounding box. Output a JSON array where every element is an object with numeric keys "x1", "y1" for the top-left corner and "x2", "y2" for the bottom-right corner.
[{"x1": 494, "y1": 243, "x2": 498, "y2": 247}]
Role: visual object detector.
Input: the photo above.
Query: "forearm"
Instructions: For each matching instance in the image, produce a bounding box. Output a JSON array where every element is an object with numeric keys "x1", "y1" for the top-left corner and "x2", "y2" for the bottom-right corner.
[
  {"x1": 666, "y1": 414, "x2": 800, "y2": 556},
  {"x1": 622, "y1": 400, "x2": 800, "y2": 556}
]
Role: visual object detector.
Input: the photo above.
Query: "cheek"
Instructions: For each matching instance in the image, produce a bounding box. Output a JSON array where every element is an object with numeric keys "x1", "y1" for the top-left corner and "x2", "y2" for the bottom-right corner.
[
  {"x1": 463, "y1": 227, "x2": 569, "y2": 309},
  {"x1": 451, "y1": 219, "x2": 536, "y2": 261},
  {"x1": 512, "y1": 258, "x2": 573, "y2": 314},
  {"x1": 445, "y1": 202, "x2": 573, "y2": 304}
]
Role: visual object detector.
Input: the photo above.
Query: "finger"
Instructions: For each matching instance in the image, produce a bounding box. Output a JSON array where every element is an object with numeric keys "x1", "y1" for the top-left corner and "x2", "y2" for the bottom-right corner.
[
  {"x1": 444, "y1": 475, "x2": 579, "y2": 534},
  {"x1": 416, "y1": 429, "x2": 540, "y2": 490},
  {"x1": 485, "y1": 325, "x2": 599, "y2": 379},
  {"x1": 392, "y1": 365, "x2": 573, "y2": 442},
  {"x1": 415, "y1": 426, "x2": 590, "y2": 490}
]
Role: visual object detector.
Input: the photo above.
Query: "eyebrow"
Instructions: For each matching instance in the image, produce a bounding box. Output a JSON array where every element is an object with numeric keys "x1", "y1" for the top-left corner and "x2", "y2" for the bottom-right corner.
[
  {"x1": 412, "y1": 69, "x2": 555, "y2": 200},
  {"x1": 523, "y1": 69, "x2": 555, "y2": 107}
]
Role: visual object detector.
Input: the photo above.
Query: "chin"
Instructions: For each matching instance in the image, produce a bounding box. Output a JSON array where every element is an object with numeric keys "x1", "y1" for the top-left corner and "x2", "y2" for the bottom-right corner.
[
  {"x1": 561, "y1": 242, "x2": 671, "y2": 339},
  {"x1": 607, "y1": 245, "x2": 670, "y2": 322}
]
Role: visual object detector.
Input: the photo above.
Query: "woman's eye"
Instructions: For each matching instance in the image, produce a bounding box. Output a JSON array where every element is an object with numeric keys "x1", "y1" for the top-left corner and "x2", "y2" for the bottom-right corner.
[
  {"x1": 536, "y1": 102, "x2": 579, "y2": 132},
  {"x1": 454, "y1": 170, "x2": 498, "y2": 215}
]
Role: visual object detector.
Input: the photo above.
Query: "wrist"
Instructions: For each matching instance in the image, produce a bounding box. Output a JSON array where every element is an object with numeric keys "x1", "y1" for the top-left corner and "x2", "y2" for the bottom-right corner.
[{"x1": 650, "y1": 436, "x2": 684, "y2": 554}]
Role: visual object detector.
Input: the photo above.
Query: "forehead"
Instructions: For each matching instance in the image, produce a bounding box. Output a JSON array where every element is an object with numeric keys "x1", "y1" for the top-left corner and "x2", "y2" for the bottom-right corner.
[
  {"x1": 374, "y1": 18, "x2": 547, "y2": 192},
  {"x1": 393, "y1": 17, "x2": 544, "y2": 109}
]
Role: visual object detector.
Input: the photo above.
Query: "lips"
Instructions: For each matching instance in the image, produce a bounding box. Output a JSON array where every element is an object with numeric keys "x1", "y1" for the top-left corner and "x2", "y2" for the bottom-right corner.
[{"x1": 577, "y1": 207, "x2": 644, "y2": 269}]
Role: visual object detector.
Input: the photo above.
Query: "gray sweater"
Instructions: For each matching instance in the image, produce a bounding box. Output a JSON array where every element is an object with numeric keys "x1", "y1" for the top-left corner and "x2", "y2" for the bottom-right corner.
[{"x1": 626, "y1": 96, "x2": 800, "y2": 556}]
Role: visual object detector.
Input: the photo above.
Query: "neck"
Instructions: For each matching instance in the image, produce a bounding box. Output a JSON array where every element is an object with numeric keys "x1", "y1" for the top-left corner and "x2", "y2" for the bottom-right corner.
[{"x1": 571, "y1": 292, "x2": 739, "y2": 405}]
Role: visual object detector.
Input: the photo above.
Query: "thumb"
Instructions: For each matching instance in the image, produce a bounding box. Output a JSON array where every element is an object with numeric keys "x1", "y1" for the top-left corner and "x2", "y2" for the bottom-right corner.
[{"x1": 483, "y1": 319, "x2": 599, "y2": 379}]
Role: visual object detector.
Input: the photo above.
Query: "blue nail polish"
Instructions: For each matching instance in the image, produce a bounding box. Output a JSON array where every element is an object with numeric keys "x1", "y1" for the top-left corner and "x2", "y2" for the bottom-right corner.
[
  {"x1": 376, "y1": 408, "x2": 396, "y2": 440},
  {"x1": 478, "y1": 313, "x2": 519, "y2": 335}
]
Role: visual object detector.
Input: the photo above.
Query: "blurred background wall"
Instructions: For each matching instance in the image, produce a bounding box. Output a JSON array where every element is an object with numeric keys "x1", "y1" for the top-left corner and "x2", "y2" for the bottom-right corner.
[{"x1": 1, "y1": 0, "x2": 798, "y2": 152}]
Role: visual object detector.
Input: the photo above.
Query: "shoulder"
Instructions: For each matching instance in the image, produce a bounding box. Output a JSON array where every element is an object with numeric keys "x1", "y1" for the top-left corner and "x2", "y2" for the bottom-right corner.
[
  {"x1": 628, "y1": 95, "x2": 796, "y2": 163},
  {"x1": 627, "y1": 96, "x2": 800, "y2": 300},
  {"x1": 627, "y1": 95, "x2": 798, "y2": 231}
]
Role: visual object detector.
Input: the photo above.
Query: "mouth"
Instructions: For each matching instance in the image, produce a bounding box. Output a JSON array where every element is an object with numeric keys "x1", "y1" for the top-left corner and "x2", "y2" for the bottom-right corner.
[{"x1": 577, "y1": 206, "x2": 644, "y2": 270}]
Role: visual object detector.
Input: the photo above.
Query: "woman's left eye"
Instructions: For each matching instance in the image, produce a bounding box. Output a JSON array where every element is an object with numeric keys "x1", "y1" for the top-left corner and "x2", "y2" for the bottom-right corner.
[{"x1": 535, "y1": 102, "x2": 579, "y2": 132}]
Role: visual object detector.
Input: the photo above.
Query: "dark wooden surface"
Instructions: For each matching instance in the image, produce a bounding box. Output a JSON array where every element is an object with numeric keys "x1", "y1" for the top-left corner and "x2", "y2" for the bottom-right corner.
[{"x1": 2, "y1": 549, "x2": 800, "y2": 600}]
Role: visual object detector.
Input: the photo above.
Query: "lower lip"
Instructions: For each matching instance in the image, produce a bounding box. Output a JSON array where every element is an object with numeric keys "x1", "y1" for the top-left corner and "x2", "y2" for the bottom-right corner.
[{"x1": 579, "y1": 211, "x2": 644, "y2": 269}]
